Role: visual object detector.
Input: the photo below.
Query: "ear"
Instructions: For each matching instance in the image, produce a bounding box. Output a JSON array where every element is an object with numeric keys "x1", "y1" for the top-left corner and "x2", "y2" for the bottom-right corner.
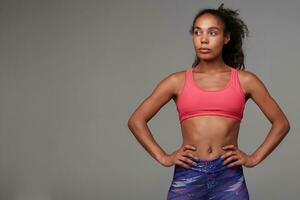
[{"x1": 224, "y1": 32, "x2": 230, "y2": 44}]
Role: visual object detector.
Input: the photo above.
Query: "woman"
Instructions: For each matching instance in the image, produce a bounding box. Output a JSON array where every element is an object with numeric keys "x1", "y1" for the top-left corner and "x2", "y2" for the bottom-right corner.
[{"x1": 127, "y1": 3, "x2": 290, "y2": 200}]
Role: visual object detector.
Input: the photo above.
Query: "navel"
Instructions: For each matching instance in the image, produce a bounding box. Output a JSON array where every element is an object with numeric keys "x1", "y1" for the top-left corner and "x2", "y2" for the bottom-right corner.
[{"x1": 207, "y1": 146, "x2": 213, "y2": 153}]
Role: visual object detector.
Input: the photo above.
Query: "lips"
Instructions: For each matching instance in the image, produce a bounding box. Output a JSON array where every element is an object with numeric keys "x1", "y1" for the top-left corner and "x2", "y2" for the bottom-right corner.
[
  {"x1": 198, "y1": 48, "x2": 211, "y2": 50},
  {"x1": 197, "y1": 48, "x2": 211, "y2": 53}
]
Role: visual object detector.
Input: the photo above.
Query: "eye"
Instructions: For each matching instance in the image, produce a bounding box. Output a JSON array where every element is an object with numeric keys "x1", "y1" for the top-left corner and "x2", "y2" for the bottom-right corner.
[
  {"x1": 210, "y1": 31, "x2": 217, "y2": 36},
  {"x1": 194, "y1": 30, "x2": 201, "y2": 36}
]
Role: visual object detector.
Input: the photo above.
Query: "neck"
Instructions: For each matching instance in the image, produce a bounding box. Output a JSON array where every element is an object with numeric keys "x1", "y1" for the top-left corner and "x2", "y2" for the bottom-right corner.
[{"x1": 196, "y1": 56, "x2": 228, "y2": 72}]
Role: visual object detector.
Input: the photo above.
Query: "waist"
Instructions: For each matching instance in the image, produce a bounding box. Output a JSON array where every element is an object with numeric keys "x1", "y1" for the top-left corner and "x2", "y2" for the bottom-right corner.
[
  {"x1": 175, "y1": 155, "x2": 236, "y2": 173},
  {"x1": 188, "y1": 147, "x2": 229, "y2": 160},
  {"x1": 181, "y1": 139, "x2": 238, "y2": 160}
]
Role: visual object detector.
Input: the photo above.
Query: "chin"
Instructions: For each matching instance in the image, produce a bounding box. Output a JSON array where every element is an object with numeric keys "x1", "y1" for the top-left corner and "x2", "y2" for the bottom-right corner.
[{"x1": 197, "y1": 55, "x2": 215, "y2": 60}]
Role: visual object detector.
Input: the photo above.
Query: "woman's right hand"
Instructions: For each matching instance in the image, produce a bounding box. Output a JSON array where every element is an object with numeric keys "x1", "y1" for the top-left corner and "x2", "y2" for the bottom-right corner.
[{"x1": 160, "y1": 145, "x2": 199, "y2": 169}]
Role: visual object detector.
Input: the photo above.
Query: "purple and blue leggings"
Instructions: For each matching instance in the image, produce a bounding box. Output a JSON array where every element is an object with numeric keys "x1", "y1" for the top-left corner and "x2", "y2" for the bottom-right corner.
[{"x1": 167, "y1": 155, "x2": 250, "y2": 200}]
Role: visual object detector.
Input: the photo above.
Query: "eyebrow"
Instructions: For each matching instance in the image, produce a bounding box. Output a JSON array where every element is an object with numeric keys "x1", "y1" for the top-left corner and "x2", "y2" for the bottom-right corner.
[{"x1": 193, "y1": 26, "x2": 220, "y2": 31}]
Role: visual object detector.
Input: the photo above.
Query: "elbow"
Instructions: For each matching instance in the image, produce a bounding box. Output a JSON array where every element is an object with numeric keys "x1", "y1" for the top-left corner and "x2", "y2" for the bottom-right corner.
[
  {"x1": 127, "y1": 117, "x2": 135, "y2": 129},
  {"x1": 127, "y1": 116, "x2": 147, "y2": 137},
  {"x1": 127, "y1": 115, "x2": 145, "y2": 129},
  {"x1": 279, "y1": 117, "x2": 291, "y2": 135},
  {"x1": 127, "y1": 118, "x2": 137, "y2": 135},
  {"x1": 273, "y1": 117, "x2": 291, "y2": 136},
  {"x1": 284, "y1": 119, "x2": 291, "y2": 134},
  {"x1": 127, "y1": 113, "x2": 136, "y2": 128}
]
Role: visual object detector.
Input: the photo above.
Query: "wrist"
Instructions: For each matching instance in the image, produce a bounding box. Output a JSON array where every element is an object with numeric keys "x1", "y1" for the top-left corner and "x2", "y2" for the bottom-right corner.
[
  {"x1": 250, "y1": 153, "x2": 260, "y2": 166},
  {"x1": 157, "y1": 152, "x2": 168, "y2": 164}
]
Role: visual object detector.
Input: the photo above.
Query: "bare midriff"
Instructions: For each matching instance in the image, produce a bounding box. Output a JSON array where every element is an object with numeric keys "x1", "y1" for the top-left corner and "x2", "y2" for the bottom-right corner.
[{"x1": 179, "y1": 115, "x2": 241, "y2": 161}]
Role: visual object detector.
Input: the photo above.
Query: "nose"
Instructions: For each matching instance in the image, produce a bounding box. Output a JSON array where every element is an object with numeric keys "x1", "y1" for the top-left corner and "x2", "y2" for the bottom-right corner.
[{"x1": 200, "y1": 33, "x2": 208, "y2": 44}]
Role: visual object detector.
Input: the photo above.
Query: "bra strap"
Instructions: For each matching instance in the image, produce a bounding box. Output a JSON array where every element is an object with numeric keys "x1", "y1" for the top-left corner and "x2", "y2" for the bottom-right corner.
[{"x1": 233, "y1": 67, "x2": 241, "y2": 88}]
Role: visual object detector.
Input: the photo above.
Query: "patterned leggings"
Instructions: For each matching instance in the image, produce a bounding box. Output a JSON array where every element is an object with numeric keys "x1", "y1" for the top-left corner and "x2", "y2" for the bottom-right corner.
[{"x1": 166, "y1": 155, "x2": 250, "y2": 200}]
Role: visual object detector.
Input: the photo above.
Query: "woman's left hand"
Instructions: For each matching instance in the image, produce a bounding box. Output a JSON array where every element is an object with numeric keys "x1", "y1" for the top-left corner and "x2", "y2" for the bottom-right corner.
[{"x1": 220, "y1": 144, "x2": 257, "y2": 168}]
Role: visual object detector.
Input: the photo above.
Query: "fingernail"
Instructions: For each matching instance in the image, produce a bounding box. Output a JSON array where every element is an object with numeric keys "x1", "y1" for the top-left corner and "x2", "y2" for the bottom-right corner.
[{"x1": 192, "y1": 146, "x2": 197, "y2": 150}]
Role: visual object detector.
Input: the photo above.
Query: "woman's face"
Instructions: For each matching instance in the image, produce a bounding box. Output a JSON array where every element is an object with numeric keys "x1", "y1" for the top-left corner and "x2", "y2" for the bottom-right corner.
[{"x1": 192, "y1": 13, "x2": 230, "y2": 61}]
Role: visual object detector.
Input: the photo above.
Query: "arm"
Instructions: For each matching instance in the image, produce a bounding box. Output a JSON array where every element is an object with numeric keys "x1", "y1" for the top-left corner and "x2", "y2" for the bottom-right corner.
[
  {"x1": 243, "y1": 71, "x2": 291, "y2": 166},
  {"x1": 127, "y1": 72, "x2": 180, "y2": 165}
]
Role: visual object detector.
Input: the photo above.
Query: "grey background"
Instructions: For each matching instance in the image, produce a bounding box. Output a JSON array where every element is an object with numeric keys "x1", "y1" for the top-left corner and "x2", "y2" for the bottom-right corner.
[{"x1": 0, "y1": 0, "x2": 298, "y2": 199}]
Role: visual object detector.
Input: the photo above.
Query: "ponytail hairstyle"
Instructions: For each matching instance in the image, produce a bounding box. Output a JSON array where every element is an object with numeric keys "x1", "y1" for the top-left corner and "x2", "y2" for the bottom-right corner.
[{"x1": 189, "y1": 3, "x2": 249, "y2": 70}]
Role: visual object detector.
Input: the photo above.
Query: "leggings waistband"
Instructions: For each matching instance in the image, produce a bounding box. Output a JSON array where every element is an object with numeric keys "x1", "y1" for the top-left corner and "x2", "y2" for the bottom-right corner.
[{"x1": 175, "y1": 155, "x2": 232, "y2": 173}]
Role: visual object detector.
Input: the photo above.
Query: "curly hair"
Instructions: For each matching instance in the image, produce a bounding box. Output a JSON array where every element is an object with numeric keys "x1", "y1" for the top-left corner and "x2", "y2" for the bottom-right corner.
[{"x1": 189, "y1": 3, "x2": 249, "y2": 70}]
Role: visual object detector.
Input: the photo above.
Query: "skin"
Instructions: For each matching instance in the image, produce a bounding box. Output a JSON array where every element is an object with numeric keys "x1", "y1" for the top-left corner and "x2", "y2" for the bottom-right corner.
[{"x1": 127, "y1": 13, "x2": 290, "y2": 170}]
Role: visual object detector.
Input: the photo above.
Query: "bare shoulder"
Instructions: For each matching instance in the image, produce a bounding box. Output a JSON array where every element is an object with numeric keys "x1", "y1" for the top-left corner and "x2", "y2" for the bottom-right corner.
[
  {"x1": 236, "y1": 68, "x2": 269, "y2": 99},
  {"x1": 158, "y1": 69, "x2": 185, "y2": 89},
  {"x1": 128, "y1": 69, "x2": 186, "y2": 122},
  {"x1": 171, "y1": 69, "x2": 186, "y2": 81},
  {"x1": 237, "y1": 68, "x2": 290, "y2": 125},
  {"x1": 148, "y1": 69, "x2": 187, "y2": 96},
  {"x1": 236, "y1": 68, "x2": 258, "y2": 81},
  {"x1": 169, "y1": 69, "x2": 187, "y2": 96}
]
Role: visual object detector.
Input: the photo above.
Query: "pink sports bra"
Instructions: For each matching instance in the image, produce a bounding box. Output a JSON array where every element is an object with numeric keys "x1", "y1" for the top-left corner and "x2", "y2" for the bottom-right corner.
[{"x1": 175, "y1": 67, "x2": 245, "y2": 123}]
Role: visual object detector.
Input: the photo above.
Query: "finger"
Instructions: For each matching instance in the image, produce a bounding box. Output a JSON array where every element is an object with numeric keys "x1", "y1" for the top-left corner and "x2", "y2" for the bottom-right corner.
[
  {"x1": 179, "y1": 156, "x2": 197, "y2": 167},
  {"x1": 183, "y1": 145, "x2": 197, "y2": 152},
  {"x1": 222, "y1": 144, "x2": 236, "y2": 151},
  {"x1": 175, "y1": 160, "x2": 191, "y2": 169},
  {"x1": 182, "y1": 150, "x2": 199, "y2": 160},
  {"x1": 227, "y1": 160, "x2": 242, "y2": 168},
  {"x1": 220, "y1": 151, "x2": 236, "y2": 160},
  {"x1": 182, "y1": 152, "x2": 199, "y2": 162},
  {"x1": 223, "y1": 155, "x2": 239, "y2": 165}
]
